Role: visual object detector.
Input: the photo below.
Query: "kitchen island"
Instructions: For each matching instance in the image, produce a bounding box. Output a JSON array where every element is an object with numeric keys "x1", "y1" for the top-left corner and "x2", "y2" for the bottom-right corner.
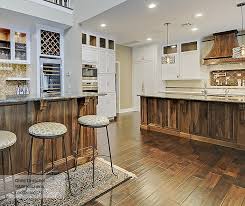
[
  {"x1": 0, "y1": 93, "x2": 103, "y2": 175},
  {"x1": 139, "y1": 93, "x2": 245, "y2": 150}
]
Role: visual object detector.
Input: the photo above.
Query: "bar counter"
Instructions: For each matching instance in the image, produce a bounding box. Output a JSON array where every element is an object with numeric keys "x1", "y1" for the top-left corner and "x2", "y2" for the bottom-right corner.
[
  {"x1": 139, "y1": 93, "x2": 245, "y2": 150},
  {"x1": 0, "y1": 92, "x2": 104, "y2": 174}
]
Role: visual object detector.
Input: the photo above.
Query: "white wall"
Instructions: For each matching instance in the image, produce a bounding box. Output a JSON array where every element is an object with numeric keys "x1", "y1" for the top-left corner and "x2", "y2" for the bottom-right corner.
[{"x1": 64, "y1": 23, "x2": 82, "y2": 94}]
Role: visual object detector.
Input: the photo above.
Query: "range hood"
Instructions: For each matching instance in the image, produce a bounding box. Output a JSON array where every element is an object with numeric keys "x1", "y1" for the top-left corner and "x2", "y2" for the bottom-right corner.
[{"x1": 203, "y1": 30, "x2": 245, "y2": 65}]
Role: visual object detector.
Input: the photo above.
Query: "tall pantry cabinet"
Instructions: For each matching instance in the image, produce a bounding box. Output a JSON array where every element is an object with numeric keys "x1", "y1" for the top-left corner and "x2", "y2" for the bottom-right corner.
[{"x1": 81, "y1": 32, "x2": 116, "y2": 119}]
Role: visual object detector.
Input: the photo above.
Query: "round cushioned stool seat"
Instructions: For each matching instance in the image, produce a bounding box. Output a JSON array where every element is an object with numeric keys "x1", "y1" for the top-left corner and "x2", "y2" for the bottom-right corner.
[
  {"x1": 29, "y1": 122, "x2": 67, "y2": 138},
  {"x1": 78, "y1": 115, "x2": 110, "y2": 128},
  {"x1": 0, "y1": 131, "x2": 17, "y2": 150}
]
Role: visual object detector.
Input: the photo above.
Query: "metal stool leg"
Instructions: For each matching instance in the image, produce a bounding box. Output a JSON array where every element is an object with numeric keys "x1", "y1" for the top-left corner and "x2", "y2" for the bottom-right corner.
[
  {"x1": 1, "y1": 151, "x2": 7, "y2": 199},
  {"x1": 105, "y1": 126, "x2": 116, "y2": 175},
  {"x1": 74, "y1": 124, "x2": 81, "y2": 171},
  {"x1": 41, "y1": 139, "x2": 45, "y2": 206},
  {"x1": 62, "y1": 137, "x2": 71, "y2": 193},
  {"x1": 51, "y1": 139, "x2": 54, "y2": 171},
  {"x1": 26, "y1": 137, "x2": 33, "y2": 189},
  {"x1": 9, "y1": 148, "x2": 17, "y2": 206},
  {"x1": 92, "y1": 128, "x2": 95, "y2": 187}
]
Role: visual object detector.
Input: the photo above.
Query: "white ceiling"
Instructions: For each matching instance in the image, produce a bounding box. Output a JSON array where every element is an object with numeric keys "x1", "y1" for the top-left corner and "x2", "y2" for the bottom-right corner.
[
  {"x1": 81, "y1": 0, "x2": 244, "y2": 46},
  {"x1": 73, "y1": 0, "x2": 127, "y2": 23}
]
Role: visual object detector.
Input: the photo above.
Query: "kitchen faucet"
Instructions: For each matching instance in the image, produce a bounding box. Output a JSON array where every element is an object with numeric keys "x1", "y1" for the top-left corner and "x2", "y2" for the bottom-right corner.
[
  {"x1": 201, "y1": 80, "x2": 208, "y2": 96},
  {"x1": 225, "y1": 88, "x2": 230, "y2": 97}
]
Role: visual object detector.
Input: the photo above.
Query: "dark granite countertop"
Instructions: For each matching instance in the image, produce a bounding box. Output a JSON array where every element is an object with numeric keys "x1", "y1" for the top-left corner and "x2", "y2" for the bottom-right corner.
[
  {"x1": 138, "y1": 92, "x2": 245, "y2": 103},
  {"x1": 0, "y1": 92, "x2": 106, "y2": 105}
]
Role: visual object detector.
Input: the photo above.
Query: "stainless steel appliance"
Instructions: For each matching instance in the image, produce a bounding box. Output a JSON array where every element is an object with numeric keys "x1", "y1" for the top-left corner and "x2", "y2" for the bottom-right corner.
[
  {"x1": 82, "y1": 80, "x2": 98, "y2": 93},
  {"x1": 40, "y1": 58, "x2": 62, "y2": 96},
  {"x1": 82, "y1": 64, "x2": 97, "y2": 80}
]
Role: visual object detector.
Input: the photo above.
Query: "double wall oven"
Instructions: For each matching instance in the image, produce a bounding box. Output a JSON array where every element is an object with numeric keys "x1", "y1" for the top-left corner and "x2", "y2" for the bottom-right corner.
[{"x1": 82, "y1": 64, "x2": 98, "y2": 93}]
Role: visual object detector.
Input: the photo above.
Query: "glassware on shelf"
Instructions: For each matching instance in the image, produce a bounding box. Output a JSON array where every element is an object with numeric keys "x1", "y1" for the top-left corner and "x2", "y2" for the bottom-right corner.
[
  {"x1": 14, "y1": 32, "x2": 27, "y2": 61},
  {"x1": 0, "y1": 28, "x2": 11, "y2": 60}
]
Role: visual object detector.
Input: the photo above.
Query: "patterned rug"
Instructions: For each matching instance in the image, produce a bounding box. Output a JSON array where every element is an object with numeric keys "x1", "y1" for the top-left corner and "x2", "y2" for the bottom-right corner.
[{"x1": 0, "y1": 158, "x2": 135, "y2": 206}]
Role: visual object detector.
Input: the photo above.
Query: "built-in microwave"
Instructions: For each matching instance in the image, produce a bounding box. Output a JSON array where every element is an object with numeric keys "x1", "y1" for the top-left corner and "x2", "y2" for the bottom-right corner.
[{"x1": 82, "y1": 64, "x2": 97, "y2": 80}]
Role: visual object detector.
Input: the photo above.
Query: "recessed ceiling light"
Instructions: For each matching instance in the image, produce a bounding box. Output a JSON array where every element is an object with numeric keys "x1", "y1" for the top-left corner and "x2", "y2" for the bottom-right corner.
[
  {"x1": 148, "y1": 3, "x2": 157, "y2": 9},
  {"x1": 171, "y1": 45, "x2": 177, "y2": 48},
  {"x1": 191, "y1": 27, "x2": 199, "y2": 31},
  {"x1": 147, "y1": 38, "x2": 152, "y2": 41},
  {"x1": 195, "y1": 13, "x2": 203, "y2": 18},
  {"x1": 100, "y1": 23, "x2": 107, "y2": 28}
]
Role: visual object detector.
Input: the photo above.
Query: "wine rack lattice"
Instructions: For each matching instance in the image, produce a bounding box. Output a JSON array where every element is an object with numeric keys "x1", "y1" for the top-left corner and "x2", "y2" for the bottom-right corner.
[{"x1": 41, "y1": 30, "x2": 60, "y2": 56}]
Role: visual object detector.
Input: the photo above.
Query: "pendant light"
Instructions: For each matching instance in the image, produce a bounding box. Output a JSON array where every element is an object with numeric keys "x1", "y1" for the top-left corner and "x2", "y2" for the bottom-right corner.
[
  {"x1": 233, "y1": 2, "x2": 245, "y2": 58},
  {"x1": 161, "y1": 23, "x2": 175, "y2": 64}
]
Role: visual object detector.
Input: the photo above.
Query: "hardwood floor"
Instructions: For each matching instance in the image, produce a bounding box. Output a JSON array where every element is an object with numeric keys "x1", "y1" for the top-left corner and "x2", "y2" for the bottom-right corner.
[{"x1": 87, "y1": 112, "x2": 245, "y2": 206}]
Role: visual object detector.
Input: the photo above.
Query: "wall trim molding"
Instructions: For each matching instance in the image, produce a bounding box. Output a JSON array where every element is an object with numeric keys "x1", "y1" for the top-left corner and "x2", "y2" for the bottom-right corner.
[{"x1": 119, "y1": 108, "x2": 136, "y2": 113}]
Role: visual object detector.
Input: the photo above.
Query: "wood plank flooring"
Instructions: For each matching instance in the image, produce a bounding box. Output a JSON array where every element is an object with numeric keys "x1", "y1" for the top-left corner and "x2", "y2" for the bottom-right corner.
[{"x1": 87, "y1": 112, "x2": 245, "y2": 206}]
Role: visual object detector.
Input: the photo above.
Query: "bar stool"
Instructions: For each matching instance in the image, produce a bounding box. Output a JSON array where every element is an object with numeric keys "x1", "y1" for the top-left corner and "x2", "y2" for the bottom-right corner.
[
  {"x1": 0, "y1": 131, "x2": 17, "y2": 206},
  {"x1": 75, "y1": 115, "x2": 115, "y2": 187},
  {"x1": 27, "y1": 122, "x2": 71, "y2": 206}
]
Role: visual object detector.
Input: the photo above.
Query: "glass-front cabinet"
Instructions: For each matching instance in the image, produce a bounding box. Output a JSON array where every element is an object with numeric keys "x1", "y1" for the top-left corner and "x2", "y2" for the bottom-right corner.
[
  {"x1": 0, "y1": 28, "x2": 11, "y2": 60},
  {"x1": 14, "y1": 32, "x2": 27, "y2": 61},
  {"x1": 0, "y1": 27, "x2": 30, "y2": 64}
]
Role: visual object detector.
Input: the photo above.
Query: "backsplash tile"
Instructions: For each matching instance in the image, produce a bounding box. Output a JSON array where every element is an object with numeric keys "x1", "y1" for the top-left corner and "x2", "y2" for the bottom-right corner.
[
  {"x1": 210, "y1": 69, "x2": 245, "y2": 87},
  {"x1": 0, "y1": 64, "x2": 30, "y2": 96}
]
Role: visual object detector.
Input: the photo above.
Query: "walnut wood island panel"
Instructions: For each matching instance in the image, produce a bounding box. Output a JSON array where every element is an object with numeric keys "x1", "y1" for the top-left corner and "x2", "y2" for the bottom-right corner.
[
  {"x1": 140, "y1": 94, "x2": 245, "y2": 150},
  {"x1": 0, "y1": 93, "x2": 101, "y2": 175}
]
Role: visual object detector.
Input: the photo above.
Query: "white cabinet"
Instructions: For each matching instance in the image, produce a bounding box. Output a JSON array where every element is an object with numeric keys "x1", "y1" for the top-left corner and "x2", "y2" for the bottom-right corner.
[
  {"x1": 162, "y1": 41, "x2": 201, "y2": 80},
  {"x1": 81, "y1": 32, "x2": 116, "y2": 119},
  {"x1": 98, "y1": 73, "x2": 115, "y2": 93},
  {"x1": 180, "y1": 45, "x2": 200, "y2": 79},
  {"x1": 133, "y1": 45, "x2": 155, "y2": 63},
  {"x1": 107, "y1": 51, "x2": 116, "y2": 73},
  {"x1": 97, "y1": 49, "x2": 116, "y2": 119},
  {"x1": 82, "y1": 45, "x2": 99, "y2": 64},
  {"x1": 98, "y1": 49, "x2": 115, "y2": 73},
  {"x1": 162, "y1": 54, "x2": 180, "y2": 80},
  {"x1": 98, "y1": 49, "x2": 107, "y2": 73},
  {"x1": 133, "y1": 60, "x2": 155, "y2": 111},
  {"x1": 97, "y1": 93, "x2": 116, "y2": 118},
  {"x1": 0, "y1": 27, "x2": 30, "y2": 64}
]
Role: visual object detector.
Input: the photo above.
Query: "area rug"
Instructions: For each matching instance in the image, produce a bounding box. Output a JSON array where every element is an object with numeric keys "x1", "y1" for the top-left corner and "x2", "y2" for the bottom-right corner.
[{"x1": 0, "y1": 158, "x2": 136, "y2": 206}]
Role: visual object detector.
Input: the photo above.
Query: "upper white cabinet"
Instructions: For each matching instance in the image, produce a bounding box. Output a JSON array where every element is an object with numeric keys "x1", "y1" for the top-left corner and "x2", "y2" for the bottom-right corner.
[
  {"x1": 107, "y1": 51, "x2": 116, "y2": 73},
  {"x1": 133, "y1": 45, "x2": 155, "y2": 62},
  {"x1": 162, "y1": 44, "x2": 180, "y2": 80},
  {"x1": 99, "y1": 49, "x2": 107, "y2": 72},
  {"x1": 180, "y1": 42, "x2": 200, "y2": 79},
  {"x1": 162, "y1": 41, "x2": 201, "y2": 80},
  {"x1": 0, "y1": 27, "x2": 30, "y2": 64},
  {"x1": 82, "y1": 45, "x2": 99, "y2": 64}
]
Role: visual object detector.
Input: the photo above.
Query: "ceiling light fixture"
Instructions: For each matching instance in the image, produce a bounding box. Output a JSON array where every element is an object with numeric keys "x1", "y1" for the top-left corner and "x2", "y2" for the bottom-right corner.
[
  {"x1": 191, "y1": 27, "x2": 199, "y2": 31},
  {"x1": 161, "y1": 23, "x2": 175, "y2": 64},
  {"x1": 195, "y1": 13, "x2": 203, "y2": 18},
  {"x1": 147, "y1": 37, "x2": 152, "y2": 41},
  {"x1": 233, "y1": 2, "x2": 245, "y2": 58},
  {"x1": 100, "y1": 23, "x2": 107, "y2": 28},
  {"x1": 148, "y1": 3, "x2": 157, "y2": 9}
]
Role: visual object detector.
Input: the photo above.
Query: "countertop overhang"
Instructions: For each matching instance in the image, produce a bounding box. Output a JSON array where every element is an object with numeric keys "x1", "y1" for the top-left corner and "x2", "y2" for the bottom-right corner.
[
  {"x1": 0, "y1": 92, "x2": 106, "y2": 105},
  {"x1": 138, "y1": 93, "x2": 245, "y2": 103}
]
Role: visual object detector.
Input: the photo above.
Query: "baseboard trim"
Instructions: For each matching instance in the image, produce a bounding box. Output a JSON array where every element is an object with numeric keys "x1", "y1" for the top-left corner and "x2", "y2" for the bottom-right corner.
[{"x1": 119, "y1": 108, "x2": 136, "y2": 113}]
